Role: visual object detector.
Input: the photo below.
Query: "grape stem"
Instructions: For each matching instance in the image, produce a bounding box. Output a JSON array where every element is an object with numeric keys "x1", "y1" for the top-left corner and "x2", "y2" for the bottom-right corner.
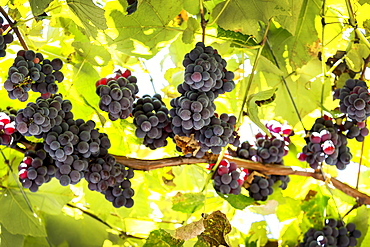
[
  {"x1": 237, "y1": 19, "x2": 271, "y2": 125},
  {"x1": 356, "y1": 119, "x2": 367, "y2": 190},
  {"x1": 66, "y1": 203, "x2": 145, "y2": 240},
  {"x1": 360, "y1": 55, "x2": 370, "y2": 81},
  {"x1": 0, "y1": 6, "x2": 28, "y2": 50},
  {"x1": 199, "y1": 0, "x2": 207, "y2": 43}
]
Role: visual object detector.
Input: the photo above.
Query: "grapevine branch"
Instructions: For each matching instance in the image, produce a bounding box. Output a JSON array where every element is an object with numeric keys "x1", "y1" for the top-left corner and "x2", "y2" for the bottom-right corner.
[
  {"x1": 112, "y1": 154, "x2": 370, "y2": 205},
  {"x1": 0, "y1": 6, "x2": 28, "y2": 50},
  {"x1": 10, "y1": 140, "x2": 370, "y2": 205}
]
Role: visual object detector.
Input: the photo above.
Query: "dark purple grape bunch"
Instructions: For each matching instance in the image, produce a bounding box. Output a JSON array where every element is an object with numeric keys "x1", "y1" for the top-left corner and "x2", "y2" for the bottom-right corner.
[
  {"x1": 44, "y1": 117, "x2": 111, "y2": 186},
  {"x1": 300, "y1": 218, "x2": 362, "y2": 247},
  {"x1": 18, "y1": 144, "x2": 57, "y2": 192},
  {"x1": 342, "y1": 120, "x2": 368, "y2": 142},
  {"x1": 254, "y1": 133, "x2": 288, "y2": 164},
  {"x1": 0, "y1": 17, "x2": 14, "y2": 57},
  {"x1": 5, "y1": 50, "x2": 64, "y2": 101},
  {"x1": 270, "y1": 175, "x2": 290, "y2": 190},
  {"x1": 195, "y1": 113, "x2": 239, "y2": 155},
  {"x1": 334, "y1": 79, "x2": 370, "y2": 122},
  {"x1": 213, "y1": 159, "x2": 245, "y2": 195},
  {"x1": 182, "y1": 42, "x2": 235, "y2": 94},
  {"x1": 237, "y1": 141, "x2": 257, "y2": 160},
  {"x1": 133, "y1": 94, "x2": 173, "y2": 149},
  {"x1": 15, "y1": 94, "x2": 71, "y2": 138},
  {"x1": 298, "y1": 117, "x2": 351, "y2": 170},
  {"x1": 96, "y1": 76, "x2": 138, "y2": 121},
  {"x1": 170, "y1": 90, "x2": 216, "y2": 137},
  {"x1": 92, "y1": 155, "x2": 135, "y2": 208},
  {"x1": 247, "y1": 175, "x2": 274, "y2": 201}
]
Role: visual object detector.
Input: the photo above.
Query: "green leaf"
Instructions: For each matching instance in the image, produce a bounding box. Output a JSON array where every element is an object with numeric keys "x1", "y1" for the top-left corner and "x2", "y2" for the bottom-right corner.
[
  {"x1": 66, "y1": 0, "x2": 107, "y2": 36},
  {"x1": 23, "y1": 236, "x2": 50, "y2": 247},
  {"x1": 172, "y1": 192, "x2": 205, "y2": 213},
  {"x1": 245, "y1": 221, "x2": 268, "y2": 246},
  {"x1": 44, "y1": 211, "x2": 108, "y2": 247},
  {"x1": 195, "y1": 211, "x2": 231, "y2": 247},
  {"x1": 216, "y1": 192, "x2": 255, "y2": 210},
  {"x1": 217, "y1": 26, "x2": 258, "y2": 48},
  {"x1": 301, "y1": 189, "x2": 329, "y2": 229},
  {"x1": 0, "y1": 223, "x2": 24, "y2": 247},
  {"x1": 0, "y1": 189, "x2": 47, "y2": 237},
  {"x1": 183, "y1": 0, "x2": 200, "y2": 15},
  {"x1": 26, "y1": 179, "x2": 74, "y2": 215},
  {"x1": 212, "y1": 0, "x2": 291, "y2": 39},
  {"x1": 347, "y1": 205, "x2": 369, "y2": 246},
  {"x1": 182, "y1": 17, "x2": 200, "y2": 44},
  {"x1": 280, "y1": 219, "x2": 301, "y2": 246},
  {"x1": 29, "y1": 0, "x2": 52, "y2": 16},
  {"x1": 247, "y1": 87, "x2": 278, "y2": 135},
  {"x1": 72, "y1": 41, "x2": 112, "y2": 66},
  {"x1": 107, "y1": 0, "x2": 184, "y2": 58},
  {"x1": 143, "y1": 229, "x2": 184, "y2": 247},
  {"x1": 345, "y1": 43, "x2": 370, "y2": 72},
  {"x1": 267, "y1": 0, "x2": 320, "y2": 70}
]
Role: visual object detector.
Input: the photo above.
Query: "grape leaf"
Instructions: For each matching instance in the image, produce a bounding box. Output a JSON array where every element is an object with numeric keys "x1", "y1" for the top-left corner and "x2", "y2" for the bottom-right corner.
[
  {"x1": 44, "y1": 212, "x2": 108, "y2": 247},
  {"x1": 301, "y1": 189, "x2": 329, "y2": 229},
  {"x1": 172, "y1": 192, "x2": 205, "y2": 213},
  {"x1": 143, "y1": 229, "x2": 184, "y2": 247},
  {"x1": 29, "y1": 0, "x2": 52, "y2": 16},
  {"x1": 0, "y1": 223, "x2": 24, "y2": 247},
  {"x1": 66, "y1": 0, "x2": 107, "y2": 37},
  {"x1": 245, "y1": 221, "x2": 268, "y2": 246},
  {"x1": 195, "y1": 211, "x2": 231, "y2": 247},
  {"x1": 212, "y1": 0, "x2": 291, "y2": 39},
  {"x1": 182, "y1": 17, "x2": 200, "y2": 44},
  {"x1": 107, "y1": 0, "x2": 183, "y2": 58},
  {"x1": 216, "y1": 192, "x2": 255, "y2": 210},
  {"x1": 0, "y1": 188, "x2": 47, "y2": 237},
  {"x1": 26, "y1": 179, "x2": 74, "y2": 215},
  {"x1": 247, "y1": 88, "x2": 278, "y2": 135},
  {"x1": 217, "y1": 26, "x2": 258, "y2": 48},
  {"x1": 347, "y1": 205, "x2": 369, "y2": 246},
  {"x1": 175, "y1": 218, "x2": 205, "y2": 241}
]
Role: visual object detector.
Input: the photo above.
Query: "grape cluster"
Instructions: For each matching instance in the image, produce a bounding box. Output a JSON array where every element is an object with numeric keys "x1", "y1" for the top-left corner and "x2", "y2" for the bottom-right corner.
[
  {"x1": 15, "y1": 94, "x2": 72, "y2": 138},
  {"x1": 170, "y1": 89, "x2": 216, "y2": 137},
  {"x1": 248, "y1": 175, "x2": 274, "y2": 201},
  {"x1": 133, "y1": 94, "x2": 173, "y2": 149},
  {"x1": 84, "y1": 154, "x2": 135, "y2": 208},
  {"x1": 18, "y1": 144, "x2": 57, "y2": 192},
  {"x1": 0, "y1": 110, "x2": 16, "y2": 145},
  {"x1": 195, "y1": 114, "x2": 239, "y2": 155},
  {"x1": 254, "y1": 135, "x2": 287, "y2": 164},
  {"x1": 270, "y1": 174, "x2": 290, "y2": 190},
  {"x1": 334, "y1": 79, "x2": 370, "y2": 122},
  {"x1": 299, "y1": 117, "x2": 352, "y2": 170},
  {"x1": 4, "y1": 50, "x2": 64, "y2": 101},
  {"x1": 342, "y1": 120, "x2": 369, "y2": 142},
  {"x1": 0, "y1": 16, "x2": 13, "y2": 57},
  {"x1": 44, "y1": 117, "x2": 111, "y2": 186},
  {"x1": 96, "y1": 72, "x2": 138, "y2": 121},
  {"x1": 213, "y1": 159, "x2": 245, "y2": 195},
  {"x1": 182, "y1": 42, "x2": 235, "y2": 94},
  {"x1": 300, "y1": 219, "x2": 362, "y2": 247},
  {"x1": 171, "y1": 43, "x2": 237, "y2": 157},
  {"x1": 237, "y1": 141, "x2": 257, "y2": 160}
]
